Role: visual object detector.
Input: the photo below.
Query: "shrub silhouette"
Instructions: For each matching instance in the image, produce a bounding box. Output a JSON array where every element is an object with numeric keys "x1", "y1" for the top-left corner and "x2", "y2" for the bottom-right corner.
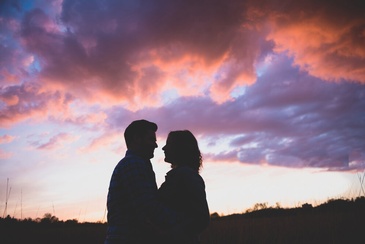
[{"x1": 40, "y1": 213, "x2": 59, "y2": 224}]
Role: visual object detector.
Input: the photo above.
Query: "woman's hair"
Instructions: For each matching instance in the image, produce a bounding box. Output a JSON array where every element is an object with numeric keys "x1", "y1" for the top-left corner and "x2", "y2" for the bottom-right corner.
[{"x1": 168, "y1": 130, "x2": 202, "y2": 171}]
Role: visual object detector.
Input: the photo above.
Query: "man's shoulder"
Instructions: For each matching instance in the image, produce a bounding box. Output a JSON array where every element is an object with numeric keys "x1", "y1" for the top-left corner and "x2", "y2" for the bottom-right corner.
[
  {"x1": 122, "y1": 154, "x2": 145, "y2": 164},
  {"x1": 113, "y1": 152, "x2": 152, "y2": 176}
]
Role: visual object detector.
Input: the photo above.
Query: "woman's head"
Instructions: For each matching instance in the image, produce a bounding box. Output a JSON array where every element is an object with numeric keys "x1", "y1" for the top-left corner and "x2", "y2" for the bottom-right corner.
[{"x1": 162, "y1": 130, "x2": 202, "y2": 171}]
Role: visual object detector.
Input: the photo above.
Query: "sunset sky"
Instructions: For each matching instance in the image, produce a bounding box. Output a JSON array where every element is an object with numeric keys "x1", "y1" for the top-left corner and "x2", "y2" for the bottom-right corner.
[{"x1": 1, "y1": 0, "x2": 365, "y2": 222}]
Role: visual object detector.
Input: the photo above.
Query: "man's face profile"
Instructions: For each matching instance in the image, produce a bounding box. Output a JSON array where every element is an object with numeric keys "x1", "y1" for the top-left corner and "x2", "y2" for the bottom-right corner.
[{"x1": 139, "y1": 130, "x2": 158, "y2": 159}]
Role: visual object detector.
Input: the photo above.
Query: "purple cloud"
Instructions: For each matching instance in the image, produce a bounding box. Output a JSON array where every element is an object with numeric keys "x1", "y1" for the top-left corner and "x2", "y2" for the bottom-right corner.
[
  {"x1": 0, "y1": 82, "x2": 75, "y2": 126},
  {"x1": 105, "y1": 54, "x2": 365, "y2": 171},
  {"x1": 28, "y1": 132, "x2": 77, "y2": 151}
]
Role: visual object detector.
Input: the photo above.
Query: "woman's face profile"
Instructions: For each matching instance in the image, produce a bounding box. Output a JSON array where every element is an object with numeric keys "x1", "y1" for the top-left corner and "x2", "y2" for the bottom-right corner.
[{"x1": 162, "y1": 135, "x2": 177, "y2": 165}]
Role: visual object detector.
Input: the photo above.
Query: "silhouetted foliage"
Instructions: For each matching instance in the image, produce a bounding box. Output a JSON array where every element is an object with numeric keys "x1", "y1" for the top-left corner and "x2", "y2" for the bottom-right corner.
[
  {"x1": 0, "y1": 197, "x2": 364, "y2": 244},
  {"x1": 40, "y1": 213, "x2": 59, "y2": 224},
  {"x1": 65, "y1": 219, "x2": 79, "y2": 225},
  {"x1": 210, "y1": 212, "x2": 220, "y2": 219},
  {"x1": 301, "y1": 203, "x2": 313, "y2": 209},
  {"x1": 0, "y1": 214, "x2": 107, "y2": 244}
]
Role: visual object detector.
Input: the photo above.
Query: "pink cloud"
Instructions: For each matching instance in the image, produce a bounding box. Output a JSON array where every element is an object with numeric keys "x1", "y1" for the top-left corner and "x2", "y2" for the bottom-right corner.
[
  {"x1": 0, "y1": 93, "x2": 19, "y2": 106},
  {"x1": 62, "y1": 112, "x2": 107, "y2": 128},
  {"x1": 79, "y1": 133, "x2": 120, "y2": 153},
  {"x1": 0, "y1": 68, "x2": 23, "y2": 86},
  {"x1": 247, "y1": 0, "x2": 365, "y2": 83},
  {"x1": 0, "y1": 82, "x2": 74, "y2": 127},
  {"x1": 0, "y1": 134, "x2": 15, "y2": 144},
  {"x1": 31, "y1": 132, "x2": 78, "y2": 151},
  {"x1": 209, "y1": 59, "x2": 257, "y2": 103}
]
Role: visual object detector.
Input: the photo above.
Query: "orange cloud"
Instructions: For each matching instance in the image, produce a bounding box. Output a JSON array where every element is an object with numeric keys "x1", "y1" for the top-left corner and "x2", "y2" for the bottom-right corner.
[
  {"x1": 268, "y1": 18, "x2": 365, "y2": 82},
  {"x1": 145, "y1": 51, "x2": 222, "y2": 98},
  {"x1": 210, "y1": 58, "x2": 257, "y2": 103},
  {"x1": 0, "y1": 94, "x2": 19, "y2": 106},
  {"x1": 248, "y1": 0, "x2": 365, "y2": 83}
]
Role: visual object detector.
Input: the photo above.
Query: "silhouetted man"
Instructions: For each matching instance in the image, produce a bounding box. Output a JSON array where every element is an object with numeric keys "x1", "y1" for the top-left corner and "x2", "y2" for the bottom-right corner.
[{"x1": 104, "y1": 119, "x2": 180, "y2": 243}]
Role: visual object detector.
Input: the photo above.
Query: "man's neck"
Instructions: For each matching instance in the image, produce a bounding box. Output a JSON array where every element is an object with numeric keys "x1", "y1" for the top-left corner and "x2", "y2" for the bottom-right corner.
[{"x1": 127, "y1": 149, "x2": 149, "y2": 161}]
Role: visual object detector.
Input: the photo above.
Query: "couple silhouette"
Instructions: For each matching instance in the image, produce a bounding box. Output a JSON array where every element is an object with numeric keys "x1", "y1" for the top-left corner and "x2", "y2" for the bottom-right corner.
[{"x1": 105, "y1": 119, "x2": 210, "y2": 244}]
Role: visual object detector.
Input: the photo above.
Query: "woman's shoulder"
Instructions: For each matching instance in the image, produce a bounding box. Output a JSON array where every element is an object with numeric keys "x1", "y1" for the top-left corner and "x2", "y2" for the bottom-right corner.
[
  {"x1": 170, "y1": 166, "x2": 204, "y2": 183},
  {"x1": 173, "y1": 165, "x2": 198, "y2": 175}
]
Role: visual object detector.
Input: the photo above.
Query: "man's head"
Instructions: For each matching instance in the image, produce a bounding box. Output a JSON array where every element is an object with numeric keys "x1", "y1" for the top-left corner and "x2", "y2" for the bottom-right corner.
[{"x1": 124, "y1": 119, "x2": 158, "y2": 160}]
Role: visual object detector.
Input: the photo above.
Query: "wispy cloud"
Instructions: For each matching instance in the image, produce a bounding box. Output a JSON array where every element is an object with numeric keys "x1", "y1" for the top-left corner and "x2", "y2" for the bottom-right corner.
[
  {"x1": 28, "y1": 132, "x2": 78, "y2": 151},
  {"x1": 0, "y1": 134, "x2": 15, "y2": 144}
]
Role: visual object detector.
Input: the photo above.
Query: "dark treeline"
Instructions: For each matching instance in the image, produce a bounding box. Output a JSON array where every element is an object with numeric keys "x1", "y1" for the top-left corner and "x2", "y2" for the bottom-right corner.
[
  {"x1": 1, "y1": 212, "x2": 80, "y2": 226},
  {"x1": 1, "y1": 197, "x2": 364, "y2": 244},
  {"x1": 2, "y1": 196, "x2": 363, "y2": 225},
  {"x1": 210, "y1": 196, "x2": 365, "y2": 220},
  {"x1": 202, "y1": 196, "x2": 365, "y2": 244},
  {"x1": 0, "y1": 213, "x2": 106, "y2": 244}
]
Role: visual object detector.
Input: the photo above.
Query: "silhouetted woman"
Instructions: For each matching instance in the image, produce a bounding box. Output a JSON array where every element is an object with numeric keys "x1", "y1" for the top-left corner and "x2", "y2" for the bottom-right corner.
[{"x1": 159, "y1": 130, "x2": 210, "y2": 243}]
